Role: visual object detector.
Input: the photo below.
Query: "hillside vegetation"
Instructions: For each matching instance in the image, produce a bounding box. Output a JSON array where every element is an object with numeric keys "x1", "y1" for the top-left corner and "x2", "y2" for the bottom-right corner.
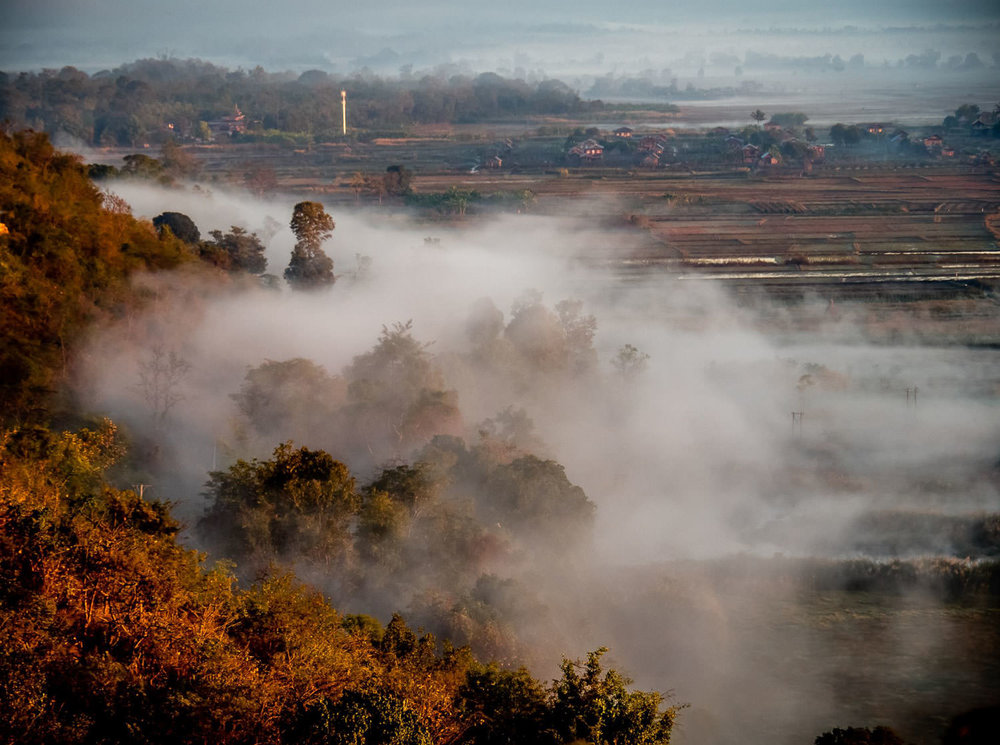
[
  {"x1": 0, "y1": 130, "x2": 681, "y2": 744},
  {"x1": 0, "y1": 129, "x2": 191, "y2": 423}
]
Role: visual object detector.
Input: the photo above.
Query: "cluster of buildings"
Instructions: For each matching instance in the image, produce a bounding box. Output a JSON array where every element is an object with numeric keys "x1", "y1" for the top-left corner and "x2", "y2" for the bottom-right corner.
[
  {"x1": 480, "y1": 138, "x2": 515, "y2": 169},
  {"x1": 161, "y1": 105, "x2": 248, "y2": 143},
  {"x1": 207, "y1": 105, "x2": 248, "y2": 137},
  {"x1": 560, "y1": 113, "x2": 997, "y2": 170},
  {"x1": 636, "y1": 133, "x2": 678, "y2": 167},
  {"x1": 567, "y1": 128, "x2": 678, "y2": 167},
  {"x1": 568, "y1": 138, "x2": 606, "y2": 161}
]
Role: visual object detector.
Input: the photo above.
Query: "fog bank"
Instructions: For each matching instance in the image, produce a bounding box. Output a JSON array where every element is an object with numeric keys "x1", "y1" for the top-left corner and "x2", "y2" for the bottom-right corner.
[{"x1": 75, "y1": 181, "x2": 1000, "y2": 743}]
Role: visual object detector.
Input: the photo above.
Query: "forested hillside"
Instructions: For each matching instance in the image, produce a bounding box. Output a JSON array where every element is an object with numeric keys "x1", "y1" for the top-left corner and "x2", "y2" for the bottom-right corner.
[
  {"x1": 0, "y1": 130, "x2": 681, "y2": 744},
  {"x1": 0, "y1": 129, "x2": 192, "y2": 423},
  {"x1": 0, "y1": 59, "x2": 611, "y2": 146}
]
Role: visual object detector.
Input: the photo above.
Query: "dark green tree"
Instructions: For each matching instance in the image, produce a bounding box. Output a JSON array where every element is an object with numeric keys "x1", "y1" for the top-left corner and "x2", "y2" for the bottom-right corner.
[
  {"x1": 549, "y1": 648, "x2": 679, "y2": 745},
  {"x1": 384, "y1": 165, "x2": 413, "y2": 196},
  {"x1": 482, "y1": 455, "x2": 594, "y2": 547},
  {"x1": 780, "y1": 139, "x2": 809, "y2": 161},
  {"x1": 288, "y1": 690, "x2": 432, "y2": 745},
  {"x1": 153, "y1": 211, "x2": 201, "y2": 245},
  {"x1": 203, "y1": 226, "x2": 267, "y2": 273},
  {"x1": 768, "y1": 112, "x2": 809, "y2": 128},
  {"x1": 459, "y1": 664, "x2": 553, "y2": 745},
  {"x1": 954, "y1": 103, "x2": 981, "y2": 123},
  {"x1": 199, "y1": 442, "x2": 360, "y2": 567},
  {"x1": 830, "y1": 123, "x2": 861, "y2": 146},
  {"x1": 121, "y1": 153, "x2": 165, "y2": 180},
  {"x1": 285, "y1": 201, "x2": 335, "y2": 289}
]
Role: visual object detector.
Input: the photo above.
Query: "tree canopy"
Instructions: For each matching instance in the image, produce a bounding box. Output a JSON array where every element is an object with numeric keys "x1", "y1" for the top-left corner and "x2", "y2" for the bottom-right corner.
[
  {"x1": 153, "y1": 211, "x2": 201, "y2": 244},
  {"x1": 0, "y1": 59, "x2": 605, "y2": 145},
  {"x1": 285, "y1": 201, "x2": 335, "y2": 289},
  {"x1": 202, "y1": 226, "x2": 268, "y2": 274}
]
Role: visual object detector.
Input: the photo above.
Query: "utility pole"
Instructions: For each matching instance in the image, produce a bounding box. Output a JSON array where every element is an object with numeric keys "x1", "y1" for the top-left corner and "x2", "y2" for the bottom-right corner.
[
  {"x1": 341, "y1": 90, "x2": 347, "y2": 135},
  {"x1": 906, "y1": 386, "x2": 919, "y2": 407}
]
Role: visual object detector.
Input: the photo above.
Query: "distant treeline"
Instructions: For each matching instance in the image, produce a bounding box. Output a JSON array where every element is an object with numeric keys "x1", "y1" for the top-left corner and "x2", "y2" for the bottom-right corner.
[{"x1": 0, "y1": 58, "x2": 622, "y2": 146}]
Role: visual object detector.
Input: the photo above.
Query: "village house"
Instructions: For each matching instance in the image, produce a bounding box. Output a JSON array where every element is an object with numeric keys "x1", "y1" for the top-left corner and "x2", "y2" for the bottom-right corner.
[
  {"x1": 582, "y1": 140, "x2": 604, "y2": 159},
  {"x1": 971, "y1": 112, "x2": 996, "y2": 136},
  {"x1": 865, "y1": 123, "x2": 888, "y2": 136},
  {"x1": 742, "y1": 143, "x2": 761, "y2": 164},
  {"x1": 638, "y1": 133, "x2": 669, "y2": 152},
  {"x1": 569, "y1": 139, "x2": 605, "y2": 160},
  {"x1": 923, "y1": 134, "x2": 944, "y2": 152},
  {"x1": 485, "y1": 154, "x2": 503, "y2": 169},
  {"x1": 208, "y1": 105, "x2": 247, "y2": 137},
  {"x1": 613, "y1": 126, "x2": 634, "y2": 138},
  {"x1": 806, "y1": 144, "x2": 825, "y2": 162}
]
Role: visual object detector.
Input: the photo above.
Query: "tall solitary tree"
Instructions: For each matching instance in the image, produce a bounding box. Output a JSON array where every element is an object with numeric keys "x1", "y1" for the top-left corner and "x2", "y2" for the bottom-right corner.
[
  {"x1": 285, "y1": 201, "x2": 335, "y2": 289},
  {"x1": 751, "y1": 109, "x2": 767, "y2": 129}
]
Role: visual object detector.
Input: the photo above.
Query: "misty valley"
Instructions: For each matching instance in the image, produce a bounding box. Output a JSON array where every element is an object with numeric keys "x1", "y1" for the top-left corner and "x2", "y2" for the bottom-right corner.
[
  {"x1": 3, "y1": 11, "x2": 1000, "y2": 743},
  {"x1": 69, "y1": 191, "x2": 1000, "y2": 745}
]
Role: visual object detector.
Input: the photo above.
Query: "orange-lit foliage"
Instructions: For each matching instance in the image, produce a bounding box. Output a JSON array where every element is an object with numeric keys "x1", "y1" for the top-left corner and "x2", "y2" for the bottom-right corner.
[
  {"x1": 0, "y1": 422, "x2": 677, "y2": 743},
  {"x1": 0, "y1": 423, "x2": 460, "y2": 743},
  {"x1": 0, "y1": 129, "x2": 191, "y2": 423}
]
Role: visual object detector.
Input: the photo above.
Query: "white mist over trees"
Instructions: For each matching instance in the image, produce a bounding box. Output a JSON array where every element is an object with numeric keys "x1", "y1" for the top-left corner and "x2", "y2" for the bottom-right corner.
[{"x1": 69, "y1": 180, "x2": 1000, "y2": 744}]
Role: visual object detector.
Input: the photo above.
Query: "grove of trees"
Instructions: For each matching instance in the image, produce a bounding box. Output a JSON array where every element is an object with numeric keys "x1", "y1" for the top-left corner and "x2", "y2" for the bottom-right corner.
[{"x1": 0, "y1": 59, "x2": 608, "y2": 146}]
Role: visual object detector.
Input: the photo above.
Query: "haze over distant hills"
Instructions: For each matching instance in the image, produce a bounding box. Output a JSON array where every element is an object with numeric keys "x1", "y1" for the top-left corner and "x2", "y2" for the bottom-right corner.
[{"x1": 4, "y1": 0, "x2": 999, "y2": 85}]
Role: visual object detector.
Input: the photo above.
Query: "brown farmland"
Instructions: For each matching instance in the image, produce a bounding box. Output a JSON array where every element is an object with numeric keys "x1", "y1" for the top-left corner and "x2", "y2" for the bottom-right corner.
[{"x1": 140, "y1": 137, "x2": 1000, "y2": 339}]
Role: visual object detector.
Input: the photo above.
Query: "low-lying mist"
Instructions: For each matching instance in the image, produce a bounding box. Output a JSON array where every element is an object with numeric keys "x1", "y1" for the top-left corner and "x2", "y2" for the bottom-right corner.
[{"x1": 76, "y1": 180, "x2": 1000, "y2": 744}]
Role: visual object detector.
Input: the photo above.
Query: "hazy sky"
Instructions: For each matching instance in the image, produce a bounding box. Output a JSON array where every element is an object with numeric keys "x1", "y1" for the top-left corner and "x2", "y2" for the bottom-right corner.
[{"x1": 3, "y1": 0, "x2": 999, "y2": 75}]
